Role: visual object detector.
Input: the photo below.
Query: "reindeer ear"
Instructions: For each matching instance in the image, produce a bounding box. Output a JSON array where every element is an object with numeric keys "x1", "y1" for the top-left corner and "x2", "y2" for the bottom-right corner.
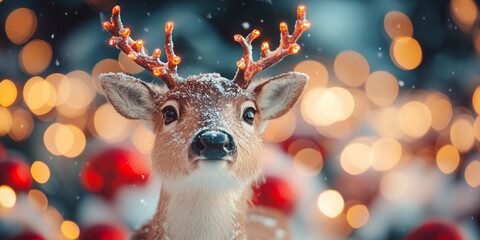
[
  {"x1": 99, "y1": 73, "x2": 165, "y2": 121},
  {"x1": 252, "y1": 72, "x2": 308, "y2": 121}
]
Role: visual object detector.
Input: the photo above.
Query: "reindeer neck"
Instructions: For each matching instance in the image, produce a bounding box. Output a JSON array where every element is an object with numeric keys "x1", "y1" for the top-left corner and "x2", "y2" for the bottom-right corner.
[{"x1": 142, "y1": 186, "x2": 251, "y2": 240}]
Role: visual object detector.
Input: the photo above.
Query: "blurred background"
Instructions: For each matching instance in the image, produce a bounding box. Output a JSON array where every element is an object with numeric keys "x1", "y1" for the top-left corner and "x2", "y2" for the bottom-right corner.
[{"x1": 1, "y1": 0, "x2": 480, "y2": 239}]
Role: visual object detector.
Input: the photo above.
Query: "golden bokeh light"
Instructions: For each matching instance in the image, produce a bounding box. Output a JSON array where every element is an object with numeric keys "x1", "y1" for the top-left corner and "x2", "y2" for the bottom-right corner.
[
  {"x1": 474, "y1": 116, "x2": 480, "y2": 142},
  {"x1": 370, "y1": 107, "x2": 404, "y2": 139},
  {"x1": 334, "y1": 50, "x2": 370, "y2": 87},
  {"x1": 91, "y1": 59, "x2": 123, "y2": 93},
  {"x1": 57, "y1": 71, "x2": 96, "y2": 118},
  {"x1": 301, "y1": 87, "x2": 355, "y2": 126},
  {"x1": 23, "y1": 76, "x2": 57, "y2": 116},
  {"x1": 365, "y1": 71, "x2": 399, "y2": 107},
  {"x1": 340, "y1": 143, "x2": 372, "y2": 175},
  {"x1": 31, "y1": 161, "x2": 50, "y2": 184},
  {"x1": 293, "y1": 148, "x2": 323, "y2": 177},
  {"x1": 19, "y1": 39, "x2": 52, "y2": 75},
  {"x1": 44, "y1": 206, "x2": 64, "y2": 225},
  {"x1": 0, "y1": 107, "x2": 13, "y2": 136},
  {"x1": 346, "y1": 204, "x2": 369, "y2": 229},
  {"x1": 45, "y1": 73, "x2": 70, "y2": 106},
  {"x1": 450, "y1": 0, "x2": 478, "y2": 32},
  {"x1": 294, "y1": 60, "x2": 329, "y2": 91},
  {"x1": 390, "y1": 37, "x2": 422, "y2": 70},
  {"x1": 398, "y1": 101, "x2": 431, "y2": 138},
  {"x1": 317, "y1": 190, "x2": 345, "y2": 218},
  {"x1": 94, "y1": 103, "x2": 135, "y2": 143},
  {"x1": 425, "y1": 92, "x2": 453, "y2": 131},
  {"x1": 465, "y1": 161, "x2": 480, "y2": 188},
  {"x1": 63, "y1": 125, "x2": 87, "y2": 158},
  {"x1": 262, "y1": 110, "x2": 296, "y2": 142},
  {"x1": 436, "y1": 145, "x2": 460, "y2": 174},
  {"x1": 118, "y1": 52, "x2": 145, "y2": 74},
  {"x1": 380, "y1": 171, "x2": 409, "y2": 201},
  {"x1": 0, "y1": 79, "x2": 17, "y2": 107},
  {"x1": 384, "y1": 11, "x2": 413, "y2": 39},
  {"x1": 0, "y1": 185, "x2": 16, "y2": 208},
  {"x1": 27, "y1": 189, "x2": 48, "y2": 211},
  {"x1": 44, "y1": 123, "x2": 86, "y2": 158},
  {"x1": 315, "y1": 120, "x2": 352, "y2": 139},
  {"x1": 8, "y1": 108, "x2": 34, "y2": 142},
  {"x1": 349, "y1": 88, "x2": 370, "y2": 120},
  {"x1": 287, "y1": 139, "x2": 318, "y2": 156},
  {"x1": 61, "y1": 220, "x2": 80, "y2": 240},
  {"x1": 473, "y1": 86, "x2": 480, "y2": 115},
  {"x1": 5, "y1": 8, "x2": 37, "y2": 45},
  {"x1": 450, "y1": 116, "x2": 474, "y2": 153},
  {"x1": 131, "y1": 123, "x2": 155, "y2": 155},
  {"x1": 371, "y1": 138, "x2": 402, "y2": 171}
]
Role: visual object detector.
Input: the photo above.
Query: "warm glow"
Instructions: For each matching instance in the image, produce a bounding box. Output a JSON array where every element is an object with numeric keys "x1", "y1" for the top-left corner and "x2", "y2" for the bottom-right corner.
[
  {"x1": 294, "y1": 60, "x2": 328, "y2": 90},
  {"x1": 44, "y1": 123, "x2": 86, "y2": 158},
  {"x1": 350, "y1": 89, "x2": 371, "y2": 120},
  {"x1": 31, "y1": 161, "x2": 50, "y2": 184},
  {"x1": 57, "y1": 71, "x2": 96, "y2": 117},
  {"x1": 172, "y1": 56, "x2": 181, "y2": 65},
  {"x1": 234, "y1": 34, "x2": 242, "y2": 42},
  {"x1": 153, "y1": 48, "x2": 161, "y2": 58},
  {"x1": 0, "y1": 185, "x2": 16, "y2": 208},
  {"x1": 0, "y1": 107, "x2": 12, "y2": 136},
  {"x1": 425, "y1": 92, "x2": 453, "y2": 131},
  {"x1": 118, "y1": 52, "x2": 144, "y2": 74},
  {"x1": 94, "y1": 103, "x2": 135, "y2": 143},
  {"x1": 370, "y1": 107, "x2": 404, "y2": 139},
  {"x1": 261, "y1": 42, "x2": 269, "y2": 51},
  {"x1": 135, "y1": 39, "x2": 144, "y2": 50},
  {"x1": 165, "y1": 22, "x2": 174, "y2": 33},
  {"x1": 398, "y1": 101, "x2": 431, "y2": 138},
  {"x1": 112, "y1": 5, "x2": 120, "y2": 14},
  {"x1": 5, "y1": 8, "x2": 37, "y2": 45},
  {"x1": 287, "y1": 139, "x2": 318, "y2": 156},
  {"x1": 340, "y1": 143, "x2": 372, "y2": 175},
  {"x1": 8, "y1": 108, "x2": 34, "y2": 142},
  {"x1": 109, "y1": 37, "x2": 116, "y2": 46},
  {"x1": 280, "y1": 22, "x2": 288, "y2": 32},
  {"x1": 334, "y1": 50, "x2": 370, "y2": 87},
  {"x1": 293, "y1": 148, "x2": 323, "y2": 177},
  {"x1": 465, "y1": 161, "x2": 480, "y2": 188},
  {"x1": 27, "y1": 189, "x2": 48, "y2": 211},
  {"x1": 289, "y1": 44, "x2": 300, "y2": 54},
  {"x1": 297, "y1": 5, "x2": 306, "y2": 17},
  {"x1": 365, "y1": 71, "x2": 399, "y2": 107},
  {"x1": 320, "y1": 87, "x2": 355, "y2": 122},
  {"x1": 122, "y1": 28, "x2": 130, "y2": 37},
  {"x1": 371, "y1": 138, "x2": 402, "y2": 171},
  {"x1": 262, "y1": 110, "x2": 296, "y2": 142},
  {"x1": 251, "y1": 29, "x2": 260, "y2": 39},
  {"x1": 450, "y1": 0, "x2": 478, "y2": 32},
  {"x1": 473, "y1": 86, "x2": 480, "y2": 115},
  {"x1": 63, "y1": 125, "x2": 86, "y2": 158},
  {"x1": 19, "y1": 39, "x2": 52, "y2": 75},
  {"x1": 92, "y1": 59, "x2": 123, "y2": 93},
  {"x1": 390, "y1": 37, "x2": 422, "y2": 70},
  {"x1": 316, "y1": 120, "x2": 352, "y2": 139},
  {"x1": 450, "y1": 116, "x2": 474, "y2": 153},
  {"x1": 380, "y1": 171, "x2": 409, "y2": 201},
  {"x1": 128, "y1": 52, "x2": 137, "y2": 60},
  {"x1": 301, "y1": 21, "x2": 311, "y2": 30},
  {"x1": 346, "y1": 205, "x2": 369, "y2": 229},
  {"x1": 436, "y1": 145, "x2": 460, "y2": 174},
  {"x1": 131, "y1": 123, "x2": 155, "y2": 155},
  {"x1": 23, "y1": 76, "x2": 57, "y2": 116},
  {"x1": 153, "y1": 69, "x2": 162, "y2": 76},
  {"x1": 317, "y1": 190, "x2": 345, "y2": 218},
  {"x1": 61, "y1": 220, "x2": 80, "y2": 240},
  {"x1": 474, "y1": 116, "x2": 480, "y2": 142},
  {"x1": 383, "y1": 11, "x2": 413, "y2": 39},
  {"x1": 236, "y1": 60, "x2": 246, "y2": 70},
  {"x1": 0, "y1": 79, "x2": 17, "y2": 107}
]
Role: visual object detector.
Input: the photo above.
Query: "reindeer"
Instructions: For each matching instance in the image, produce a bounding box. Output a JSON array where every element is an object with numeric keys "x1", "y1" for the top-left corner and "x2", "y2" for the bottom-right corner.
[{"x1": 100, "y1": 4, "x2": 310, "y2": 240}]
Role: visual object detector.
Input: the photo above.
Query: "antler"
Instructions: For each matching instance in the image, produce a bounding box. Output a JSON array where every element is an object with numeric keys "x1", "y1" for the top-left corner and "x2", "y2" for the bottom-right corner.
[
  {"x1": 233, "y1": 5, "x2": 311, "y2": 89},
  {"x1": 102, "y1": 5, "x2": 182, "y2": 89}
]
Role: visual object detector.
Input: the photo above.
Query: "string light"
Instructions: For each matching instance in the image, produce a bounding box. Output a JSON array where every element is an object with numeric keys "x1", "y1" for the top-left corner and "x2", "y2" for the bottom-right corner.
[
  {"x1": 301, "y1": 21, "x2": 311, "y2": 30},
  {"x1": 102, "y1": 21, "x2": 111, "y2": 30},
  {"x1": 171, "y1": 56, "x2": 181, "y2": 65},
  {"x1": 165, "y1": 21, "x2": 174, "y2": 33},
  {"x1": 122, "y1": 28, "x2": 130, "y2": 37},
  {"x1": 297, "y1": 5, "x2": 306, "y2": 18},
  {"x1": 234, "y1": 34, "x2": 242, "y2": 42},
  {"x1": 112, "y1": 5, "x2": 120, "y2": 14},
  {"x1": 280, "y1": 22, "x2": 288, "y2": 32},
  {"x1": 153, "y1": 48, "x2": 161, "y2": 58},
  {"x1": 261, "y1": 42, "x2": 269, "y2": 51},
  {"x1": 289, "y1": 44, "x2": 300, "y2": 54},
  {"x1": 108, "y1": 37, "x2": 116, "y2": 46},
  {"x1": 237, "y1": 60, "x2": 246, "y2": 70},
  {"x1": 135, "y1": 39, "x2": 143, "y2": 50},
  {"x1": 153, "y1": 69, "x2": 162, "y2": 76},
  {"x1": 128, "y1": 52, "x2": 136, "y2": 60},
  {"x1": 250, "y1": 29, "x2": 260, "y2": 40}
]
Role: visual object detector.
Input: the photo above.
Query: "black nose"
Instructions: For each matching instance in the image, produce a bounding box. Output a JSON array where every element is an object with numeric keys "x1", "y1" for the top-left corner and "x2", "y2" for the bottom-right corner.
[{"x1": 191, "y1": 130, "x2": 235, "y2": 159}]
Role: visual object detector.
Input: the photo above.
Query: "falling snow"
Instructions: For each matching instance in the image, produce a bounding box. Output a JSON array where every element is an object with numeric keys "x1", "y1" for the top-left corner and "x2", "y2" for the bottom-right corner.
[{"x1": 242, "y1": 22, "x2": 250, "y2": 30}]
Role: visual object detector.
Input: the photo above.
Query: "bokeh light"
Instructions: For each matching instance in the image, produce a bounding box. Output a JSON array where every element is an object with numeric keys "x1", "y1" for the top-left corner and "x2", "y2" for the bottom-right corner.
[
  {"x1": 474, "y1": 116, "x2": 480, "y2": 142},
  {"x1": 30, "y1": 161, "x2": 50, "y2": 184},
  {"x1": 398, "y1": 101, "x2": 431, "y2": 138},
  {"x1": 293, "y1": 148, "x2": 323, "y2": 177},
  {"x1": 465, "y1": 161, "x2": 480, "y2": 188},
  {"x1": 131, "y1": 123, "x2": 155, "y2": 155},
  {"x1": 0, "y1": 185, "x2": 16, "y2": 208},
  {"x1": 380, "y1": 171, "x2": 409, "y2": 201},
  {"x1": 27, "y1": 189, "x2": 48, "y2": 211},
  {"x1": 371, "y1": 138, "x2": 402, "y2": 171},
  {"x1": 301, "y1": 87, "x2": 354, "y2": 126},
  {"x1": 384, "y1": 11, "x2": 413, "y2": 39},
  {"x1": 0, "y1": 107, "x2": 13, "y2": 136},
  {"x1": 340, "y1": 143, "x2": 372, "y2": 175},
  {"x1": 262, "y1": 110, "x2": 296, "y2": 142},
  {"x1": 450, "y1": 0, "x2": 478, "y2": 32},
  {"x1": 473, "y1": 86, "x2": 480, "y2": 115},
  {"x1": 425, "y1": 92, "x2": 453, "y2": 131},
  {"x1": 94, "y1": 103, "x2": 135, "y2": 143},
  {"x1": 365, "y1": 71, "x2": 399, "y2": 107},
  {"x1": 61, "y1": 220, "x2": 80, "y2": 240},
  {"x1": 436, "y1": 145, "x2": 460, "y2": 174},
  {"x1": 118, "y1": 52, "x2": 145, "y2": 74},
  {"x1": 334, "y1": 50, "x2": 370, "y2": 87},
  {"x1": 19, "y1": 39, "x2": 52, "y2": 75},
  {"x1": 390, "y1": 37, "x2": 422, "y2": 70},
  {"x1": 23, "y1": 76, "x2": 57, "y2": 116},
  {"x1": 294, "y1": 60, "x2": 329, "y2": 91},
  {"x1": 5, "y1": 8, "x2": 37, "y2": 45},
  {"x1": 317, "y1": 190, "x2": 345, "y2": 218},
  {"x1": 8, "y1": 108, "x2": 34, "y2": 142},
  {"x1": 450, "y1": 116, "x2": 474, "y2": 153},
  {"x1": 346, "y1": 204, "x2": 369, "y2": 229},
  {"x1": 44, "y1": 123, "x2": 86, "y2": 158},
  {"x1": 91, "y1": 59, "x2": 123, "y2": 93},
  {"x1": 370, "y1": 107, "x2": 404, "y2": 139},
  {"x1": 56, "y1": 71, "x2": 96, "y2": 118},
  {"x1": 0, "y1": 79, "x2": 17, "y2": 107}
]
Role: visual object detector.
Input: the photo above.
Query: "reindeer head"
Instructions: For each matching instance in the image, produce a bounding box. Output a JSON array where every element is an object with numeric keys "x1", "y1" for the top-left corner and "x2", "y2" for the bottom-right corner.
[{"x1": 99, "y1": 5, "x2": 309, "y2": 194}]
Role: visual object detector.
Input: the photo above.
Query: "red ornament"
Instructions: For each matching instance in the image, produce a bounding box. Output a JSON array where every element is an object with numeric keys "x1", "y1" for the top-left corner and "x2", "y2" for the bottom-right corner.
[
  {"x1": 80, "y1": 224, "x2": 128, "y2": 240},
  {"x1": 252, "y1": 175, "x2": 296, "y2": 215},
  {"x1": 80, "y1": 147, "x2": 150, "y2": 199},
  {"x1": 0, "y1": 155, "x2": 33, "y2": 192},
  {"x1": 404, "y1": 218, "x2": 464, "y2": 240},
  {"x1": 10, "y1": 231, "x2": 45, "y2": 240}
]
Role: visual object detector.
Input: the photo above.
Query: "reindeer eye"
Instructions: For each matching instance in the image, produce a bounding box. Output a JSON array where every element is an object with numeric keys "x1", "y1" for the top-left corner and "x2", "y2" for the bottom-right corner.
[
  {"x1": 162, "y1": 106, "x2": 178, "y2": 125},
  {"x1": 242, "y1": 107, "x2": 256, "y2": 125}
]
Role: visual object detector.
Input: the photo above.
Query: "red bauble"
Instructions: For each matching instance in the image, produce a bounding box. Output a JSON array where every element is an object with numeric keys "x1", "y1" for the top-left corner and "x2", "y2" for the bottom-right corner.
[
  {"x1": 9, "y1": 231, "x2": 45, "y2": 240},
  {"x1": 404, "y1": 218, "x2": 464, "y2": 240},
  {"x1": 0, "y1": 157, "x2": 33, "y2": 192},
  {"x1": 80, "y1": 147, "x2": 150, "y2": 199},
  {"x1": 252, "y1": 175, "x2": 296, "y2": 215},
  {"x1": 80, "y1": 224, "x2": 127, "y2": 240}
]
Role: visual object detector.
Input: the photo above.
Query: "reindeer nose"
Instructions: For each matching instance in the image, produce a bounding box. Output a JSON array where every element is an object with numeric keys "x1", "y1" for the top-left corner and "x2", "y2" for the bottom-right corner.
[{"x1": 191, "y1": 130, "x2": 235, "y2": 159}]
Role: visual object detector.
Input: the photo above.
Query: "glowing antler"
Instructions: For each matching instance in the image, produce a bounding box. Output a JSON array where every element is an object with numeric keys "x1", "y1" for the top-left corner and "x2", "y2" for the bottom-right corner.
[
  {"x1": 233, "y1": 5, "x2": 310, "y2": 89},
  {"x1": 103, "y1": 5, "x2": 182, "y2": 89}
]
